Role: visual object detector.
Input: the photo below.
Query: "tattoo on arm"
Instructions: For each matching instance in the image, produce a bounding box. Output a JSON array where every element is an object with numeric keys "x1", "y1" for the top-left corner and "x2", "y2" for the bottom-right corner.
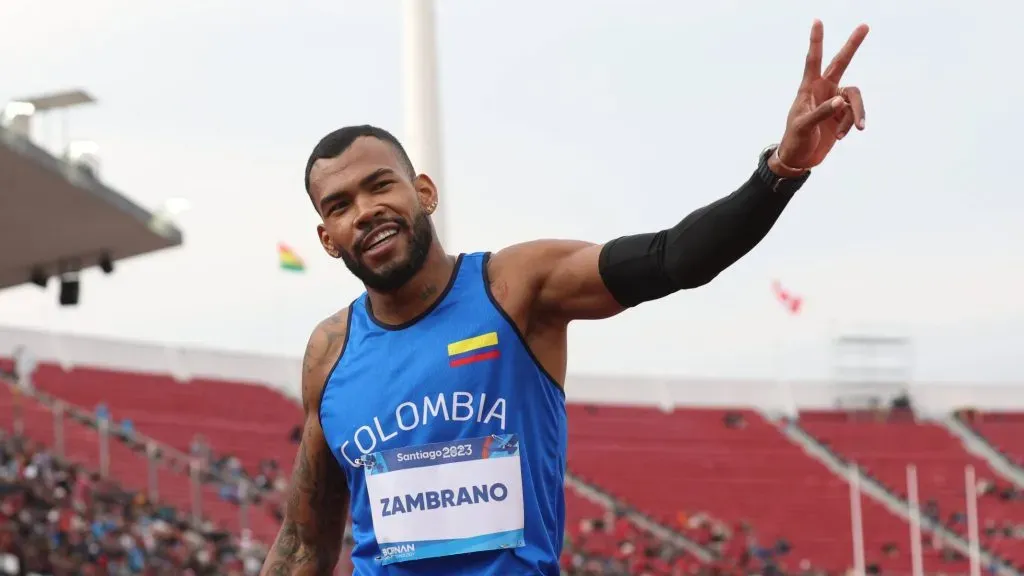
[
  {"x1": 263, "y1": 421, "x2": 347, "y2": 575},
  {"x1": 302, "y1": 313, "x2": 346, "y2": 378},
  {"x1": 264, "y1": 313, "x2": 350, "y2": 576}
]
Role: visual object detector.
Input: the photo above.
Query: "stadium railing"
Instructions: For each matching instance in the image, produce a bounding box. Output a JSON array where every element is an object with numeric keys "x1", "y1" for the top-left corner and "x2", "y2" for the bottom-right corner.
[{"x1": 1, "y1": 377, "x2": 265, "y2": 542}]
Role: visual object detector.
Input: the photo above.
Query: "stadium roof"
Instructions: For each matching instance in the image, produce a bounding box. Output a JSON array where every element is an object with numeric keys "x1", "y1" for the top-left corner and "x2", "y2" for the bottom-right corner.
[
  {"x1": 12, "y1": 89, "x2": 96, "y2": 112},
  {"x1": 0, "y1": 125, "x2": 183, "y2": 290}
]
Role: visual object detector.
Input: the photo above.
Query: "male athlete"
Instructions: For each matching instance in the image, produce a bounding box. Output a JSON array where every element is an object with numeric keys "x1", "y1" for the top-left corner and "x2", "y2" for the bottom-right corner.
[{"x1": 262, "y1": 20, "x2": 868, "y2": 576}]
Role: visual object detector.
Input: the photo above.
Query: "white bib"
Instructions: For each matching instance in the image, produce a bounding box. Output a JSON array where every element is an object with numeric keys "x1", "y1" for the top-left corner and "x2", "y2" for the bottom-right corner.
[{"x1": 363, "y1": 434, "x2": 526, "y2": 565}]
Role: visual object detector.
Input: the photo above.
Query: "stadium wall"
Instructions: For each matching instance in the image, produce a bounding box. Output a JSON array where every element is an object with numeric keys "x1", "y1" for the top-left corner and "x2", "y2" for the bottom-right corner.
[{"x1": 1, "y1": 325, "x2": 1021, "y2": 415}]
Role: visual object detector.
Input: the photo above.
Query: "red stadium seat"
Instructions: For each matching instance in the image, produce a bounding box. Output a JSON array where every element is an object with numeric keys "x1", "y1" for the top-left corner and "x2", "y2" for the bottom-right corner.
[
  {"x1": 17, "y1": 358, "x2": 1023, "y2": 573},
  {"x1": 567, "y1": 404, "x2": 974, "y2": 574},
  {"x1": 801, "y1": 410, "x2": 1024, "y2": 566},
  {"x1": 0, "y1": 379, "x2": 282, "y2": 544},
  {"x1": 970, "y1": 412, "x2": 1024, "y2": 468}
]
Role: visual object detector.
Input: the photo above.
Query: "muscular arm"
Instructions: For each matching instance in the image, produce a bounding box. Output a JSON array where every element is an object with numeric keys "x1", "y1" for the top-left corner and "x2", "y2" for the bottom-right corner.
[
  {"x1": 493, "y1": 166, "x2": 801, "y2": 323},
  {"x1": 261, "y1": 313, "x2": 350, "y2": 576}
]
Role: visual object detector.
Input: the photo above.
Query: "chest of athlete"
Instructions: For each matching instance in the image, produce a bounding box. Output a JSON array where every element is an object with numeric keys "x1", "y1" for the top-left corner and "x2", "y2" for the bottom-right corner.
[{"x1": 320, "y1": 308, "x2": 528, "y2": 474}]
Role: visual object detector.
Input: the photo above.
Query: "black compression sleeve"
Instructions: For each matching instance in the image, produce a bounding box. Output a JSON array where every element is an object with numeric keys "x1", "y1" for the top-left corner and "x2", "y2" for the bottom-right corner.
[{"x1": 598, "y1": 171, "x2": 795, "y2": 308}]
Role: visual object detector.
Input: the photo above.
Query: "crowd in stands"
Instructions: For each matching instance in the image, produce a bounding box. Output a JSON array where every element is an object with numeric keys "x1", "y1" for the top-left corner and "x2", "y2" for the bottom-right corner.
[
  {"x1": 0, "y1": 430, "x2": 264, "y2": 575},
  {"x1": 1, "y1": 404, "x2": 808, "y2": 575},
  {"x1": 561, "y1": 509, "x2": 847, "y2": 576},
  {"x1": 11, "y1": 412, "x2": 1022, "y2": 576},
  {"x1": 180, "y1": 406, "x2": 1024, "y2": 576},
  {"x1": 5, "y1": 353, "x2": 1024, "y2": 575}
]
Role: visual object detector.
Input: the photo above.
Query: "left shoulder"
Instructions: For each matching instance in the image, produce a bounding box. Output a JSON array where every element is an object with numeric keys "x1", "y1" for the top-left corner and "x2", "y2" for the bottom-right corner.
[
  {"x1": 487, "y1": 239, "x2": 619, "y2": 323},
  {"x1": 487, "y1": 239, "x2": 597, "y2": 290},
  {"x1": 479, "y1": 241, "x2": 603, "y2": 385}
]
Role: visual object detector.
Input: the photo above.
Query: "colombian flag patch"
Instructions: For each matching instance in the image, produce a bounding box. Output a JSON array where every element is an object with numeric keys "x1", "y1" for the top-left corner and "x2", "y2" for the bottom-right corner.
[{"x1": 447, "y1": 331, "x2": 500, "y2": 368}]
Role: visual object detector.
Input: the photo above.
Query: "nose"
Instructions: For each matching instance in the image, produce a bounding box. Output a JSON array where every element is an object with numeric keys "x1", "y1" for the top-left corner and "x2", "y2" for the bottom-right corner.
[{"x1": 351, "y1": 194, "x2": 385, "y2": 232}]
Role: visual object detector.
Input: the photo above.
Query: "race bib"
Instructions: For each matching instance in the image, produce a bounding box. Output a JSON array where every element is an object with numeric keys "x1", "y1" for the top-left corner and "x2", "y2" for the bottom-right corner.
[{"x1": 363, "y1": 434, "x2": 525, "y2": 565}]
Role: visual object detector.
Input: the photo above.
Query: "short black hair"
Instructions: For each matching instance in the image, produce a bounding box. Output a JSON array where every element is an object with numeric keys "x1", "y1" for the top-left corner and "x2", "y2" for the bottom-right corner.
[{"x1": 304, "y1": 125, "x2": 415, "y2": 194}]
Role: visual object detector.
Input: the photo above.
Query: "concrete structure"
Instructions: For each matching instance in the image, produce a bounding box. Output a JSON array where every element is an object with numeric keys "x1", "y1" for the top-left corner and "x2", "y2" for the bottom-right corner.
[{"x1": 0, "y1": 122, "x2": 183, "y2": 292}]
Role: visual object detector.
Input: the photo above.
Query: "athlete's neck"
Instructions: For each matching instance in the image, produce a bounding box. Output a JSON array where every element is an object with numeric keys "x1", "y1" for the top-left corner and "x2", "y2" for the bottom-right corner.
[{"x1": 366, "y1": 245, "x2": 456, "y2": 326}]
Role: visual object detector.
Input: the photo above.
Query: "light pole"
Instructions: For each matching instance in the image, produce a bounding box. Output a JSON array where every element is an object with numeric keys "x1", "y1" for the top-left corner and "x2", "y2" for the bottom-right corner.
[
  {"x1": 4, "y1": 88, "x2": 95, "y2": 151},
  {"x1": 402, "y1": 0, "x2": 447, "y2": 246}
]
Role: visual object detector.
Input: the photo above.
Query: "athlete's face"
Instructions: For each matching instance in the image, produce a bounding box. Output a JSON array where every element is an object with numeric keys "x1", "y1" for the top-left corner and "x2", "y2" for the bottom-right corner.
[{"x1": 309, "y1": 137, "x2": 436, "y2": 292}]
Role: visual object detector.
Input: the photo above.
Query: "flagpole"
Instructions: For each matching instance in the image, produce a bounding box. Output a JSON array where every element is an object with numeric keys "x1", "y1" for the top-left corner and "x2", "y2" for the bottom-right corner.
[
  {"x1": 849, "y1": 463, "x2": 866, "y2": 576},
  {"x1": 773, "y1": 310, "x2": 787, "y2": 415},
  {"x1": 771, "y1": 280, "x2": 800, "y2": 417},
  {"x1": 906, "y1": 464, "x2": 924, "y2": 576},
  {"x1": 965, "y1": 465, "x2": 981, "y2": 576},
  {"x1": 276, "y1": 242, "x2": 306, "y2": 382}
]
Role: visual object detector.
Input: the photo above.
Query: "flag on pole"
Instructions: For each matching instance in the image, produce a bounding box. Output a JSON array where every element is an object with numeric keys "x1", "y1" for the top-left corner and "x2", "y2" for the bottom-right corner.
[
  {"x1": 772, "y1": 280, "x2": 803, "y2": 315},
  {"x1": 278, "y1": 243, "x2": 306, "y2": 272}
]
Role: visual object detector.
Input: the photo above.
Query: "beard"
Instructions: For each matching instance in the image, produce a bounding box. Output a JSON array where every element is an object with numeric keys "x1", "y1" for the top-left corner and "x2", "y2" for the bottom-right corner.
[{"x1": 340, "y1": 210, "x2": 433, "y2": 293}]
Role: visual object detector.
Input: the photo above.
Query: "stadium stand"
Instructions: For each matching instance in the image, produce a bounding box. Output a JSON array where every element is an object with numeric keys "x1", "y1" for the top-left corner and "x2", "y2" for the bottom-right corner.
[
  {"x1": 800, "y1": 410, "x2": 1024, "y2": 567},
  {"x1": 959, "y1": 410, "x2": 1024, "y2": 468},
  {"x1": 4, "y1": 365, "x2": 706, "y2": 575},
  {"x1": 0, "y1": 380, "x2": 263, "y2": 534},
  {"x1": 0, "y1": 396, "x2": 264, "y2": 574},
  {"x1": 568, "y1": 404, "x2": 974, "y2": 574},
  {"x1": 23, "y1": 365, "x2": 299, "y2": 474},
  {"x1": 3, "y1": 326, "x2": 1024, "y2": 575},
  {"x1": 0, "y1": 121, "x2": 182, "y2": 294}
]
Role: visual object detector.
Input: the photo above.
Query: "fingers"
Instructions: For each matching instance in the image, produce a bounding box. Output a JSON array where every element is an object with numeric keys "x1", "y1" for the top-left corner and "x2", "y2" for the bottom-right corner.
[
  {"x1": 841, "y1": 86, "x2": 866, "y2": 131},
  {"x1": 793, "y1": 96, "x2": 847, "y2": 132},
  {"x1": 802, "y1": 20, "x2": 824, "y2": 85},
  {"x1": 823, "y1": 24, "x2": 869, "y2": 83},
  {"x1": 834, "y1": 107, "x2": 855, "y2": 140}
]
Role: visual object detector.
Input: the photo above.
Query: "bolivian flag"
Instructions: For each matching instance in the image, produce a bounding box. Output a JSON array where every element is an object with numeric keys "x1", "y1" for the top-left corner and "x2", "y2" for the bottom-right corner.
[
  {"x1": 278, "y1": 243, "x2": 305, "y2": 272},
  {"x1": 447, "y1": 331, "x2": 500, "y2": 368}
]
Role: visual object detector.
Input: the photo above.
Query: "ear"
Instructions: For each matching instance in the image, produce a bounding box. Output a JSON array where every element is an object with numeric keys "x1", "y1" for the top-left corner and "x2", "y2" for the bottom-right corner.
[
  {"x1": 317, "y1": 224, "x2": 340, "y2": 259},
  {"x1": 413, "y1": 174, "x2": 438, "y2": 214}
]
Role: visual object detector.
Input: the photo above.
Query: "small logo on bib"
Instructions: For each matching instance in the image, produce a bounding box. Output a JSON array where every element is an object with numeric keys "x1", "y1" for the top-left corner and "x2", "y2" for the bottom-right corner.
[{"x1": 380, "y1": 543, "x2": 416, "y2": 562}]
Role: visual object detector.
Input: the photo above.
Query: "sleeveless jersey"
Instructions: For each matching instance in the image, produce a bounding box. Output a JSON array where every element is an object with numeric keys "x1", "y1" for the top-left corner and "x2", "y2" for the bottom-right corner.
[{"x1": 319, "y1": 252, "x2": 568, "y2": 576}]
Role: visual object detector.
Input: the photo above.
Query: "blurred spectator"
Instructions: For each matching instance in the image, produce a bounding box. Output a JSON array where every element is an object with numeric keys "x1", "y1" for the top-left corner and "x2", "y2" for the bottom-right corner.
[
  {"x1": 120, "y1": 419, "x2": 136, "y2": 440},
  {"x1": 252, "y1": 460, "x2": 281, "y2": 493},
  {"x1": 0, "y1": 430, "x2": 265, "y2": 574},
  {"x1": 189, "y1": 435, "x2": 211, "y2": 461},
  {"x1": 723, "y1": 412, "x2": 746, "y2": 430},
  {"x1": 956, "y1": 407, "x2": 982, "y2": 424},
  {"x1": 881, "y1": 541, "x2": 899, "y2": 558},
  {"x1": 891, "y1": 391, "x2": 912, "y2": 412}
]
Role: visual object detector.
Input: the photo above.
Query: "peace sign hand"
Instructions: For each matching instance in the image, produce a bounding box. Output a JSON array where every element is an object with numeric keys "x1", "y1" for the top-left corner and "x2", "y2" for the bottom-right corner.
[{"x1": 775, "y1": 21, "x2": 869, "y2": 173}]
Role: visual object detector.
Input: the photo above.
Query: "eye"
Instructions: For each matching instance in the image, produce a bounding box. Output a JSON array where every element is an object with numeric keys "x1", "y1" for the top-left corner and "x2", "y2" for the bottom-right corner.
[
  {"x1": 328, "y1": 199, "x2": 350, "y2": 215},
  {"x1": 372, "y1": 180, "x2": 394, "y2": 192}
]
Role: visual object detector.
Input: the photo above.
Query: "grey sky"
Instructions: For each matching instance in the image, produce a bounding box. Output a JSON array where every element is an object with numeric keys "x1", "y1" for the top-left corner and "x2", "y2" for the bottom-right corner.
[{"x1": 1, "y1": 1, "x2": 1021, "y2": 384}]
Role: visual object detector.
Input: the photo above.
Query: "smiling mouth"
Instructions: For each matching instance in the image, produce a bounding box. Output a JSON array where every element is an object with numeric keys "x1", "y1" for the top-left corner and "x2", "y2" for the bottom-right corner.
[{"x1": 362, "y1": 225, "x2": 401, "y2": 252}]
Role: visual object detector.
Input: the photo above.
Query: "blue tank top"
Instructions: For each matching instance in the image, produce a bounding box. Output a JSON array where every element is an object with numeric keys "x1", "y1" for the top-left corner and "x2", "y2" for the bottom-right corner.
[{"x1": 319, "y1": 252, "x2": 567, "y2": 576}]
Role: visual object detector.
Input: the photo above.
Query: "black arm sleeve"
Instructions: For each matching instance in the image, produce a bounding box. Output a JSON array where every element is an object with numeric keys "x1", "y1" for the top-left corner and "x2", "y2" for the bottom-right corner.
[{"x1": 598, "y1": 171, "x2": 796, "y2": 308}]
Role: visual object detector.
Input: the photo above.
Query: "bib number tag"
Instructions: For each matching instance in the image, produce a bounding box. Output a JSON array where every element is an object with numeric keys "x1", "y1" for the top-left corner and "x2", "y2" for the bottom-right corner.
[{"x1": 363, "y1": 434, "x2": 525, "y2": 565}]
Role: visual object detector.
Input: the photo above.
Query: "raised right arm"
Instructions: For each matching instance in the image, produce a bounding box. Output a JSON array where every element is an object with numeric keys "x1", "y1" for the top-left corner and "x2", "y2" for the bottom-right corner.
[{"x1": 261, "y1": 310, "x2": 350, "y2": 576}]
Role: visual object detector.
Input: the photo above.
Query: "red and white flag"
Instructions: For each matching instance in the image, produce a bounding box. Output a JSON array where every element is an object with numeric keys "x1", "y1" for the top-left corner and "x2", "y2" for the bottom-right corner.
[{"x1": 772, "y1": 280, "x2": 803, "y2": 315}]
